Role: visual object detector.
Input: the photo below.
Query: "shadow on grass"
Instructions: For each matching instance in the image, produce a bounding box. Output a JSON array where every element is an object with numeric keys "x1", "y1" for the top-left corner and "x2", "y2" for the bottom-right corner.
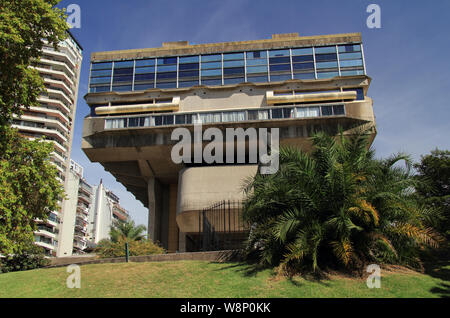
[{"x1": 423, "y1": 247, "x2": 450, "y2": 298}]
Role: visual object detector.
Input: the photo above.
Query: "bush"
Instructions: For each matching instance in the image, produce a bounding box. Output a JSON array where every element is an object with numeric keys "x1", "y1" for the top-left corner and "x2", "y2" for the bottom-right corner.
[
  {"x1": 0, "y1": 243, "x2": 50, "y2": 273},
  {"x1": 95, "y1": 239, "x2": 165, "y2": 258}
]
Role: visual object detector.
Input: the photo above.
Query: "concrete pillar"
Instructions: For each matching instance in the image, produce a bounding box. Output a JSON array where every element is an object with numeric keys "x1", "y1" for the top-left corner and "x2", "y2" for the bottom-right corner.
[
  {"x1": 147, "y1": 177, "x2": 162, "y2": 243},
  {"x1": 168, "y1": 184, "x2": 179, "y2": 253}
]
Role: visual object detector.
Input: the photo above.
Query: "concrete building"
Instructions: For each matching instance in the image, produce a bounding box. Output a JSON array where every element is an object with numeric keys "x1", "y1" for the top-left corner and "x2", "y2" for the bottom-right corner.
[
  {"x1": 87, "y1": 181, "x2": 129, "y2": 244},
  {"x1": 15, "y1": 32, "x2": 83, "y2": 256},
  {"x1": 82, "y1": 32, "x2": 376, "y2": 253},
  {"x1": 57, "y1": 160, "x2": 92, "y2": 257}
]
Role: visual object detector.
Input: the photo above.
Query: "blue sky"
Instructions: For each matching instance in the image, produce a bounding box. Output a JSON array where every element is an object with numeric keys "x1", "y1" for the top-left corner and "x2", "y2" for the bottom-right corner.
[{"x1": 58, "y1": 0, "x2": 450, "y2": 228}]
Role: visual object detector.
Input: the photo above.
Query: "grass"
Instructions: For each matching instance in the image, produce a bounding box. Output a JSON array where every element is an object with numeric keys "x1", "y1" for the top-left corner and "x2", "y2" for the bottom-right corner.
[{"x1": 0, "y1": 259, "x2": 449, "y2": 298}]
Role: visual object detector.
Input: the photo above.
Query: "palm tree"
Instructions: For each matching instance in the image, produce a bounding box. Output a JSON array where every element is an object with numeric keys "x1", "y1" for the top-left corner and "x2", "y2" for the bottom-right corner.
[
  {"x1": 242, "y1": 130, "x2": 441, "y2": 273},
  {"x1": 109, "y1": 219, "x2": 147, "y2": 243}
]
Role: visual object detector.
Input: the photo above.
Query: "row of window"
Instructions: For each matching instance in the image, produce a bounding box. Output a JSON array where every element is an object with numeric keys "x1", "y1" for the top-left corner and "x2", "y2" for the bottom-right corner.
[
  {"x1": 90, "y1": 44, "x2": 365, "y2": 93},
  {"x1": 104, "y1": 104, "x2": 346, "y2": 129}
]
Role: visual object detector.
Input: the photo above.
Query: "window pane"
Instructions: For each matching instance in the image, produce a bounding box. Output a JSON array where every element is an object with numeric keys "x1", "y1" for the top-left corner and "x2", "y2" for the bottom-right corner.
[
  {"x1": 158, "y1": 57, "x2": 177, "y2": 65},
  {"x1": 90, "y1": 77, "x2": 111, "y2": 84},
  {"x1": 223, "y1": 67, "x2": 244, "y2": 76},
  {"x1": 201, "y1": 61, "x2": 222, "y2": 69},
  {"x1": 292, "y1": 55, "x2": 313, "y2": 63},
  {"x1": 157, "y1": 65, "x2": 177, "y2": 72},
  {"x1": 338, "y1": 44, "x2": 361, "y2": 53},
  {"x1": 339, "y1": 59, "x2": 363, "y2": 67},
  {"x1": 315, "y1": 53, "x2": 337, "y2": 62},
  {"x1": 269, "y1": 56, "x2": 290, "y2": 64},
  {"x1": 135, "y1": 73, "x2": 154, "y2": 81},
  {"x1": 293, "y1": 62, "x2": 314, "y2": 70},
  {"x1": 270, "y1": 74, "x2": 292, "y2": 82},
  {"x1": 246, "y1": 51, "x2": 267, "y2": 59},
  {"x1": 114, "y1": 68, "x2": 133, "y2": 75},
  {"x1": 321, "y1": 106, "x2": 333, "y2": 116},
  {"x1": 223, "y1": 52, "x2": 244, "y2": 60},
  {"x1": 179, "y1": 80, "x2": 199, "y2": 87},
  {"x1": 293, "y1": 72, "x2": 315, "y2": 80},
  {"x1": 292, "y1": 47, "x2": 313, "y2": 55},
  {"x1": 315, "y1": 46, "x2": 336, "y2": 54},
  {"x1": 135, "y1": 66, "x2": 155, "y2": 74},
  {"x1": 179, "y1": 56, "x2": 199, "y2": 63},
  {"x1": 112, "y1": 85, "x2": 132, "y2": 92},
  {"x1": 114, "y1": 60, "x2": 134, "y2": 68},
  {"x1": 270, "y1": 64, "x2": 290, "y2": 72},
  {"x1": 91, "y1": 69, "x2": 112, "y2": 77},
  {"x1": 333, "y1": 105, "x2": 345, "y2": 115},
  {"x1": 224, "y1": 77, "x2": 244, "y2": 85},
  {"x1": 179, "y1": 63, "x2": 199, "y2": 71},
  {"x1": 179, "y1": 70, "x2": 199, "y2": 78},
  {"x1": 246, "y1": 75, "x2": 268, "y2": 83},
  {"x1": 247, "y1": 65, "x2": 268, "y2": 74},
  {"x1": 201, "y1": 79, "x2": 222, "y2": 86},
  {"x1": 269, "y1": 49, "x2": 290, "y2": 57},
  {"x1": 135, "y1": 59, "x2": 155, "y2": 67},
  {"x1": 246, "y1": 59, "x2": 267, "y2": 66},
  {"x1": 134, "y1": 83, "x2": 154, "y2": 90},
  {"x1": 223, "y1": 60, "x2": 244, "y2": 68},
  {"x1": 91, "y1": 62, "x2": 112, "y2": 70},
  {"x1": 317, "y1": 71, "x2": 338, "y2": 79},
  {"x1": 201, "y1": 54, "x2": 221, "y2": 62},
  {"x1": 316, "y1": 61, "x2": 338, "y2": 69},
  {"x1": 201, "y1": 69, "x2": 222, "y2": 77},
  {"x1": 157, "y1": 72, "x2": 177, "y2": 80},
  {"x1": 338, "y1": 52, "x2": 362, "y2": 60}
]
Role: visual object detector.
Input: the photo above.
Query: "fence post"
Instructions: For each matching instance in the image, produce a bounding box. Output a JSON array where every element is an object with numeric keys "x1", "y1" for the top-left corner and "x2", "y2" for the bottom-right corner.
[{"x1": 125, "y1": 242, "x2": 129, "y2": 262}]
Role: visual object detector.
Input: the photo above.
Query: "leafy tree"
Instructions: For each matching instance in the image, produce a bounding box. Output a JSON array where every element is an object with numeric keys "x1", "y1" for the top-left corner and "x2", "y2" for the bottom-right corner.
[
  {"x1": 0, "y1": 241, "x2": 50, "y2": 273},
  {"x1": 109, "y1": 219, "x2": 147, "y2": 243},
  {"x1": 0, "y1": 126, "x2": 64, "y2": 255},
  {"x1": 414, "y1": 149, "x2": 450, "y2": 238},
  {"x1": 242, "y1": 131, "x2": 442, "y2": 274},
  {"x1": 0, "y1": 0, "x2": 68, "y2": 125}
]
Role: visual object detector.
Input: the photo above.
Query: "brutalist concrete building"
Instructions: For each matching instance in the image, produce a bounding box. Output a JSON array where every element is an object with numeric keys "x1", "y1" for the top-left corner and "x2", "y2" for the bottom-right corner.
[{"x1": 82, "y1": 32, "x2": 376, "y2": 253}]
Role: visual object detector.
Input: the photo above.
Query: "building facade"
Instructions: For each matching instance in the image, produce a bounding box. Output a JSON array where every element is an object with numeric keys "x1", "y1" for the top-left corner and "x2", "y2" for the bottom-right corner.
[
  {"x1": 14, "y1": 32, "x2": 83, "y2": 256},
  {"x1": 82, "y1": 32, "x2": 376, "y2": 253},
  {"x1": 87, "y1": 181, "x2": 129, "y2": 244},
  {"x1": 57, "y1": 160, "x2": 92, "y2": 257}
]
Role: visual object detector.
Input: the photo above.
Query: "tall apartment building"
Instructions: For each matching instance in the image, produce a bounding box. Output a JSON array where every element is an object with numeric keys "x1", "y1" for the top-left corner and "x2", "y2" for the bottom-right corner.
[
  {"x1": 13, "y1": 32, "x2": 83, "y2": 256},
  {"x1": 87, "y1": 181, "x2": 129, "y2": 244},
  {"x1": 58, "y1": 160, "x2": 92, "y2": 257},
  {"x1": 82, "y1": 32, "x2": 376, "y2": 253}
]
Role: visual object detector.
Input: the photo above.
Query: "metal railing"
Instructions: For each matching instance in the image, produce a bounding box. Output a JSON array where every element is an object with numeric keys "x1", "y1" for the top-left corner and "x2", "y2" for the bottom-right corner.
[{"x1": 192, "y1": 200, "x2": 249, "y2": 252}]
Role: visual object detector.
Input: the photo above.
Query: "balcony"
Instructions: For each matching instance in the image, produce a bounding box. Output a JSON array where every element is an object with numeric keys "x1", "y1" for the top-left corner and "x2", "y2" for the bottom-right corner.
[{"x1": 103, "y1": 103, "x2": 346, "y2": 130}]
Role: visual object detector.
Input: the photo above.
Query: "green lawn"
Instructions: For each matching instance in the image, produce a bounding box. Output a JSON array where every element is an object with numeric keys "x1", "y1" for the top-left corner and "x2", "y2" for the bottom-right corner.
[{"x1": 0, "y1": 260, "x2": 449, "y2": 298}]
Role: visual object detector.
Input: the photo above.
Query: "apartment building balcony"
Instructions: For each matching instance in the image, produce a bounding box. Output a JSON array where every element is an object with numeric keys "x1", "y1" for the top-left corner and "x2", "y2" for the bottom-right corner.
[
  {"x1": 46, "y1": 87, "x2": 74, "y2": 106},
  {"x1": 34, "y1": 229, "x2": 57, "y2": 240},
  {"x1": 33, "y1": 64, "x2": 75, "y2": 87},
  {"x1": 29, "y1": 105, "x2": 71, "y2": 126},
  {"x1": 42, "y1": 45, "x2": 78, "y2": 70},
  {"x1": 12, "y1": 123, "x2": 68, "y2": 145},
  {"x1": 16, "y1": 114, "x2": 70, "y2": 135},
  {"x1": 77, "y1": 205, "x2": 90, "y2": 215},
  {"x1": 37, "y1": 95, "x2": 71, "y2": 116},
  {"x1": 43, "y1": 76, "x2": 75, "y2": 98},
  {"x1": 35, "y1": 240, "x2": 55, "y2": 252},
  {"x1": 39, "y1": 56, "x2": 76, "y2": 79}
]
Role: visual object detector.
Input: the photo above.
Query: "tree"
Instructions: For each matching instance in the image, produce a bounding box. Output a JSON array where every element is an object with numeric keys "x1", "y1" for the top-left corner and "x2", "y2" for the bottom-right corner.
[
  {"x1": 109, "y1": 219, "x2": 147, "y2": 243},
  {"x1": 0, "y1": 0, "x2": 69, "y2": 258},
  {"x1": 242, "y1": 131, "x2": 441, "y2": 274},
  {"x1": 0, "y1": 126, "x2": 64, "y2": 255},
  {"x1": 414, "y1": 149, "x2": 450, "y2": 238},
  {"x1": 0, "y1": 0, "x2": 68, "y2": 125}
]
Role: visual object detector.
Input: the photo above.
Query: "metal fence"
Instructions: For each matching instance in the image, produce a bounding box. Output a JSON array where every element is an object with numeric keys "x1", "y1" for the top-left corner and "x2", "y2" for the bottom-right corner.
[{"x1": 189, "y1": 200, "x2": 249, "y2": 252}]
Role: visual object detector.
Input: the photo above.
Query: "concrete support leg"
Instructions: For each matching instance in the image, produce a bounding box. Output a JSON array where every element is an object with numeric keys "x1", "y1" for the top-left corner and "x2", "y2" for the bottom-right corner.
[
  {"x1": 168, "y1": 184, "x2": 179, "y2": 253},
  {"x1": 148, "y1": 177, "x2": 162, "y2": 243}
]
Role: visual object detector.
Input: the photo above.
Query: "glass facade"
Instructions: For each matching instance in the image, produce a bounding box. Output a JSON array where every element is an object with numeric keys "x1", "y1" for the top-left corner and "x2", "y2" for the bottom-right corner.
[
  {"x1": 90, "y1": 44, "x2": 365, "y2": 93},
  {"x1": 104, "y1": 104, "x2": 346, "y2": 130}
]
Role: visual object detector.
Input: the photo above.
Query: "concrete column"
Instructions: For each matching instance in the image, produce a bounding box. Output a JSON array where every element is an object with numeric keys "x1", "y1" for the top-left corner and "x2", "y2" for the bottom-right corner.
[
  {"x1": 147, "y1": 177, "x2": 162, "y2": 243},
  {"x1": 168, "y1": 184, "x2": 179, "y2": 253}
]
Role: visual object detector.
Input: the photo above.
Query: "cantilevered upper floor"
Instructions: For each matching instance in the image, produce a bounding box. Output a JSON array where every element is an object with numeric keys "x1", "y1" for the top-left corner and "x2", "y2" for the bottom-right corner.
[{"x1": 82, "y1": 32, "x2": 375, "y2": 212}]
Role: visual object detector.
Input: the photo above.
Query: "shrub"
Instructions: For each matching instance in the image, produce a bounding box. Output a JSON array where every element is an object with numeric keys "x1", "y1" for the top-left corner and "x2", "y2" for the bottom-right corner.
[
  {"x1": 95, "y1": 239, "x2": 165, "y2": 258},
  {"x1": 0, "y1": 243, "x2": 50, "y2": 273}
]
